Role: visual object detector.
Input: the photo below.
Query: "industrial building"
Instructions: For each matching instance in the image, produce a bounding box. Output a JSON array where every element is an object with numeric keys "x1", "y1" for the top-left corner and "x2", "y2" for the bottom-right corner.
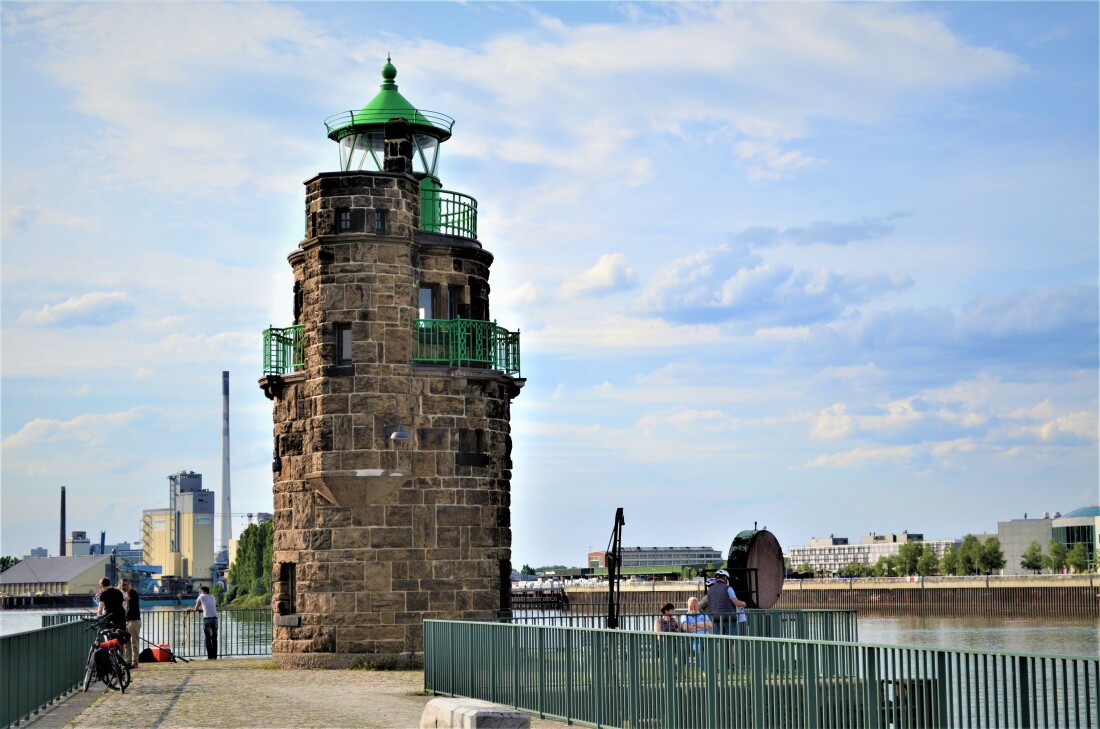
[
  {"x1": 141, "y1": 470, "x2": 216, "y2": 588},
  {"x1": 0, "y1": 554, "x2": 112, "y2": 597},
  {"x1": 1000, "y1": 506, "x2": 1100, "y2": 574}
]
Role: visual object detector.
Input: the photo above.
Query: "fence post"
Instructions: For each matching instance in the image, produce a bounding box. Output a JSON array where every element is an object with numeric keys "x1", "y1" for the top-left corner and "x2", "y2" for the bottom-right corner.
[
  {"x1": 537, "y1": 627, "x2": 546, "y2": 719},
  {"x1": 804, "y1": 643, "x2": 820, "y2": 729},
  {"x1": 864, "y1": 647, "x2": 883, "y2": 729},
  {"x1": 1017, "y1": 655, "x2": 1031, "y2": 729},
  {"x1": 935, "y1": 650, "x2": 948, "y2": 729},
  {"x1": 662, "y1": 635, "x2": 676, "y2": 729},
  {"x1": 751, "y1": 639, "x2": 765, "y2": 729}
]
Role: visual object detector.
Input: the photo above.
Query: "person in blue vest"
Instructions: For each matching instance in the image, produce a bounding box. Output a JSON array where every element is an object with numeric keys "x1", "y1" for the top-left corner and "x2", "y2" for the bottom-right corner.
[{"x1": 704, "y1": 569, "x2": 747, "y2": 636}]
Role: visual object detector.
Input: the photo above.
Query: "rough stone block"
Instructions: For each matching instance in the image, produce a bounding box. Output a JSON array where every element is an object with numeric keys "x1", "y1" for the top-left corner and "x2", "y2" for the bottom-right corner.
[{"x1": 420, "y1": 698, "x2": 530, "y2": 729}]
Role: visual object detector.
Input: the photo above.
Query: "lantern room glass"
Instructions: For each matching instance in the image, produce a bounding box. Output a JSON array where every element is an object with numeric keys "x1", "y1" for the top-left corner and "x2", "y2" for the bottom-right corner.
[{"x1": 338, "y1": 130, "x2": 442, "y2": 176}]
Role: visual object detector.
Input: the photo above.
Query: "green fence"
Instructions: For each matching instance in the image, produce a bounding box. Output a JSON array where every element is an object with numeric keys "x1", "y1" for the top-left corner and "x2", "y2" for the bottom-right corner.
[
  {"x1": 262, "y1": 324, "x2": 304, "y2": 376},
  {"x1": 424, "y1": 620, "x2": 1099, "y2": 729},
  {"x1": 2, "y1": 620, "x2": 87, "y2": 729},
  {"x1": 509, "y1": 609, "x2": 859, "y2": 643},
  {"x1": 414, "y1": 318, "x2": 520, "y2": 376},
  {"x1": 42, "y1": 608, "x2": 272, "y2": 659},
  {"x1": 420, "y1": 188, "x2": 477, "y2": 239}
]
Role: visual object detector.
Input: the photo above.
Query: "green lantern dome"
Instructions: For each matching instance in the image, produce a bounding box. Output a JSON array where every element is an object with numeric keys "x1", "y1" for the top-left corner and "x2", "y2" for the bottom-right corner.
[{"x1": 324, "y1": 57, "x2": 454, "y2": 176}]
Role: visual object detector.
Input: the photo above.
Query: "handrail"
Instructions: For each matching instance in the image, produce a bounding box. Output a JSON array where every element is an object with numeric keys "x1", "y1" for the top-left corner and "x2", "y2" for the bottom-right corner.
[
  {"x1": 324, "y1": 108, "x2": 455, "y2": 136},
  {"x1": 425, "y1": 619, "x2": 1099, "y2": 729},
  {"x1": 262, "y1": 325, "x2": 304, "y2": 376},
  {"x1": 413, "y1": 318, "x2": 520, "y2": 377},
  {"x1": 420, "y1": 188, "x2": 478, "y2": 239}
]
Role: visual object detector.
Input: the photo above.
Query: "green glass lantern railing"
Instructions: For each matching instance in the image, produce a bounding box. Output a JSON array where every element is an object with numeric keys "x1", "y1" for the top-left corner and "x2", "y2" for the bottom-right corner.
[
  {"x1": 414, "y1": 318, "x2": 520, "y2": 377},
  {"x1": 420, "y1": 187, "x2": 477, "y2": 239},
  {"x1": 262, "y1": 325, "x2": 304, "y2": 376}
]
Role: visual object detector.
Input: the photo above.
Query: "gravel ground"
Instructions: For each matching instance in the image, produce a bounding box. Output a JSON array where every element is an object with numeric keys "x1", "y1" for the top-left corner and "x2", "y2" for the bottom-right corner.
[{"x1": 19, "y1": 658, "x2": 570, "y2": 729}]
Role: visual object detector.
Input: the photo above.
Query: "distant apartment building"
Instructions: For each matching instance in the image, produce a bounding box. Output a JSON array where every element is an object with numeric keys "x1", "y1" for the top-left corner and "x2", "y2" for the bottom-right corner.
[
  {"x1": 788, "y1": 532, "x2": 959, "y2": 574},
  {"x1": 24, "y1": 547, "x2": 48, "y2": 559},
  {"x1": 587, "y1": 546, "x2": 722, "y2": 569},
  {"x1": 142, "y1": 470, "x2": 216, "y2": 586}
]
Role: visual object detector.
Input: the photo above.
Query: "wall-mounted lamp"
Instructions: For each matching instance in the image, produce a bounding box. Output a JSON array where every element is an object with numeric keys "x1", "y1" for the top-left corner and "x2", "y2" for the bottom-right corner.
[{"x1": 383, "y1": 419, "x2": 413, "y2": 442}]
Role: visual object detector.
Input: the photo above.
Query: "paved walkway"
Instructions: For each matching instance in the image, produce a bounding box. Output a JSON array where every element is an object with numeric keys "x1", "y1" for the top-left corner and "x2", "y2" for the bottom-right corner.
[{"x1": 21, "y1": 659, "x2": 571, "y2": 729}]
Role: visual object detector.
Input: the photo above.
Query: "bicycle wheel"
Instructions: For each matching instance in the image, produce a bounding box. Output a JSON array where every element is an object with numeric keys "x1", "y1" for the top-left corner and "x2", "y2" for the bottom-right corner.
[
  {"x1": 82, "y1": 651, "x2": 95, "y2": 692},
  {"x1": 118, "y1": 655, "x2": 131, "y2": 690},
  {"x1": 108, "y1": 652, "x2": 125, "y2": 692}
]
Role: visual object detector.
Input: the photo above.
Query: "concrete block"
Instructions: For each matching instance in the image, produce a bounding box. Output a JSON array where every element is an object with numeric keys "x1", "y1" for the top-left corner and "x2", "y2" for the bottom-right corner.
[{"x1": 420, "y1": 697, "x2": 530, "y2": 729}]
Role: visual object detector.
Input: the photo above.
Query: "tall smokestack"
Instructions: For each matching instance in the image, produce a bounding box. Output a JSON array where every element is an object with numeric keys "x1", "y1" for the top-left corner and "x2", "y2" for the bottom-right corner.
[
  {"x1": 220, "y1": 371, "x2": 232, "y2": 553},
  {"x1": 99, "y1": 531, "x2": 106, "y2": 555},
  {"x1": 60, "y1": 486, "x2": 67, "y2": 556}
]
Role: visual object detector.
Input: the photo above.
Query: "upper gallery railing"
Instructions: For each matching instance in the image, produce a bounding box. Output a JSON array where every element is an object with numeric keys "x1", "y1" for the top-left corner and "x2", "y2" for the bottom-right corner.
[
  {"x1": 262, "y1": 325, "x2": 304, "y2": 376},
  {"x1": 420, "y1": 188, "x2": 478, "y2": 239},
  {"x1": 414, "y1": 318, "x2": 520, "y2": 377},
  {"x1": 424, "y1": 619, "x2": 1099, "y2": 729}
]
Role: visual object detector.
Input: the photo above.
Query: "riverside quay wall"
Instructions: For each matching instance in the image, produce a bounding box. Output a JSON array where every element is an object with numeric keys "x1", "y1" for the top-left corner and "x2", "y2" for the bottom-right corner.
[{"x1": 564, "y1": 574, "x2": 1098, "y2": 618}]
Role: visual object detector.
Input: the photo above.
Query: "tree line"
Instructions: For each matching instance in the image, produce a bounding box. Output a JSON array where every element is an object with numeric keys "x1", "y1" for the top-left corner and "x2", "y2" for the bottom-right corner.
[
  {"x1": 796, "y1": 535, "x2": 1093, "y2": 578},
  {"x1": 222, "y1": 520, "x2": 274, "y2": 607}
]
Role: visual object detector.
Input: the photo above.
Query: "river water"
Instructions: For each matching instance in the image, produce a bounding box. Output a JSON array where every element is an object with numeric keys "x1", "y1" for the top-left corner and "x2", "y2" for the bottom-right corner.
[{"x1": 3, "y1": 608, "x2": 1096, "y2": 657}]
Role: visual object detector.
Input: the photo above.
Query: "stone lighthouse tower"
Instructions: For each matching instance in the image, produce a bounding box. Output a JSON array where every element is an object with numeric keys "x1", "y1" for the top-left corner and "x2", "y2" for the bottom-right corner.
[{"x1": 260, "y1": 58, "x2": 523, "y2": 669}]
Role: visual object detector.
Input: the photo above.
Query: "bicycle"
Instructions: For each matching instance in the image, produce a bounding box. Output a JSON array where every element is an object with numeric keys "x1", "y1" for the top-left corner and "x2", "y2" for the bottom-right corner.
[{"x1": 79, "y1": 614, "x2": 131, "y2": 693}]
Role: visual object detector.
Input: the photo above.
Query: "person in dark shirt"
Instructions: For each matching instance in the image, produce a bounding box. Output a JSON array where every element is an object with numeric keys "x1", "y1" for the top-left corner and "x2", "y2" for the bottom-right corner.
[
  {"x1": 96, "y1": 576, "x2": 126, "y2": 630},
  {"x1": 120, "y1": 577, "x2": 141, "y2": 668}
]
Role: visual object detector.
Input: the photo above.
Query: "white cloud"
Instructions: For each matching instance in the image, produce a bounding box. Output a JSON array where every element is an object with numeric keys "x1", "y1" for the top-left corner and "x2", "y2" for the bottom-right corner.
[
  {"x1": 18, "y1": 292, "x2": 134, "y2": 328},
  {"x1": 2, "y1": 407, "x2": 147, "y2": 450},
  {"x1": 559, "y1": 253, "x2": 637, "y2": 299},
  {"x1": 805, "y1": 445, "x2": 915, "y2": 469}
]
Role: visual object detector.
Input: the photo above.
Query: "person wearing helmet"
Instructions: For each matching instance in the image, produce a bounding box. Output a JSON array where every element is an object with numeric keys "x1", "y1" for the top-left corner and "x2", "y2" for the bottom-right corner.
[{"x1": 704, "y1": 569, "x2": 747, "y2": 636}]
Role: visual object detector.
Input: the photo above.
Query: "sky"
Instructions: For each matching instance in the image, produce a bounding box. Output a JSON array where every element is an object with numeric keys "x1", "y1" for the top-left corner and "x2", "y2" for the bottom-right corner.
[{"x1": 2, "y1": 2, "x2": 1097, "y2": 569}]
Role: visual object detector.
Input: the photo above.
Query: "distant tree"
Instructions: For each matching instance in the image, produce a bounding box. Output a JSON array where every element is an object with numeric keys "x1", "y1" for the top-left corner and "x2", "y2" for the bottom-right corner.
[
  {"x1": 940, "y1": 545, "x2": 958, "y2": 576},
  {"x1": 839, "y1": 562, "x2": 872, "y2": 577},
  {"x1": 871, "y1": 555, "x2": 897, "y2": 578},
  {"x1": 1044, "y1": 539, "x2": 1068, "y2": 573},
  {"x1": 794, "y1": 563, "x2": 816, "y2": 577},
  {"x1": 897, "y1": 542, "x2": 923, "y2": 576},
  {"x1": 956, "y1": 535, "x2": 984, "y2": 576},
  {"x1": 0, "y1": 556, "x2": 21, "y2": 572},
  {"x1": 979, "y1": 536, "x2": 1006, "y2": 575},
  {"x1": 227, "y1": 521, "x2": 275, "y2": 602},
  {"x1": 916, "y1": 546, "x2": 940, "y2": 576},
  {"x1": 1020, "y1": 541, "x2": 1044, "y2": 573},
  {"x1": 520, "y1": 564, "x2": 535, "y2": 575},
  {"x1": 534, "y1": 565, "x2": 569, "y2": 573},
  {"x1": 1065, "y1": 543, "x2": 1089, "y2": 573}
]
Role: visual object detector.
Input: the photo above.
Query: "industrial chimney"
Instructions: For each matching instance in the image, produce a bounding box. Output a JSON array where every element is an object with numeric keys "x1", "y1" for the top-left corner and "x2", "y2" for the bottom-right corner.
[
  {"x1": 220, "y1": 371, "x2": 232, "y2": 553},
  {"x1": 60, "y1": 486, "x2": 67, "y2": 556}
]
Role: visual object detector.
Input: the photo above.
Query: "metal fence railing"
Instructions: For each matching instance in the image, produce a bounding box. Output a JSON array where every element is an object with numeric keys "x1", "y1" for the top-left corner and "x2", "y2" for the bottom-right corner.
[
  {"x1": 424, "y1": 620, "x2": 1099, "y2": 729},
  {"x1": 262, "y1": 325, "x2": 304, "y2": 376},
  {"x1": 420, "y1": 188, "x2": 477, "y2": 239},
  {"x1": 414, "y1": 318, "x2": 520, "y2": 377},
  {"x1": 42, "y1": 608, "x2": 272, "y2": 659},
  {"x1": 2, "y1": 620, "x2": 87, "y2": 729},
  {"x1": 507, "y1": 609, "x2": 859, "y2": 644}
]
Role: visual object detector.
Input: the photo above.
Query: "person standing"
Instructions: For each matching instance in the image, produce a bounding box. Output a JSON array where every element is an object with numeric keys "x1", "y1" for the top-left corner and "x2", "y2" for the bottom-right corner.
[
  {"x1": 705, "y1": 569, "x2": 747, "y2": 636},
  {"x1": 119, "y1": 578, "x2": 142, "y2": 669},
  {"x1": 194, "y1": 586, "x2": 218, "y2": 660},
  {"x1": 96, "y1": 577, "x2": 126, "y2": 631}
]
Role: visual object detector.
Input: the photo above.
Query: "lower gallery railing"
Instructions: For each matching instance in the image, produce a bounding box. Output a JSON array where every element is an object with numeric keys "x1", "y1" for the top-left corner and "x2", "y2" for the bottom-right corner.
[{"x1": 424, "y1": 620, "x2": 1099, "y2": 729}]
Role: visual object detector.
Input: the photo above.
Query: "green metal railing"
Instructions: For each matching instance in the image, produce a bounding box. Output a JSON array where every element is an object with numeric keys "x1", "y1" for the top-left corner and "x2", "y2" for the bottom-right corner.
[
  {"x1": 420, "y1": 188, "x2": 477, "y2": 239},
  {"x1": 42, "y1": 608, "x2": 272, "y2": 658},
  {"x1": 424, "y1": 620, "x2": 1099, "y2": 729},
  {"x1": 262, "y1": 325, "x2": 304, "y2": 376},
  {"x1": 2, "y1": 620, "x2": 86, "y2": 729},
  {"x1": 509, "y1": 609, "x2": 859, "y2": 643},
  {"x1": 414, "y1": 318, "x2": 520, "y2": 377}
]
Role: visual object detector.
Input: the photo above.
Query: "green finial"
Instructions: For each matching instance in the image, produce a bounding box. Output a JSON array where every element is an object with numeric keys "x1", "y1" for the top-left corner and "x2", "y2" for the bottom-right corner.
[{"x1": 382, "y1": 54, "x2": 397, "y2": 84}]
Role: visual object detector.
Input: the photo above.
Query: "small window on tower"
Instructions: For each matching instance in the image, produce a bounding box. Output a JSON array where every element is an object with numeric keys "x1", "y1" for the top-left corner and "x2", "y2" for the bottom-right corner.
[
  {"x1": 374, "y1": 209, "x2": 387, "y2": 234},
  {"x1": 337, "y1": 209, "x2": 352, "y2": 232},
  {"x1": 418, "y1": 286, "x2": 435, "y2": 320},
  {"x1": 336, "y1": 324, "x2": 353, "y2": 365}
]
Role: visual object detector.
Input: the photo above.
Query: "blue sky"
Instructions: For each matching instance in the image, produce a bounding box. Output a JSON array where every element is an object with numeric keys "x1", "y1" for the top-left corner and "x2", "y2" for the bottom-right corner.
[{"x1": 2, "y1": 2, "x2": 1097, "y2": 567}]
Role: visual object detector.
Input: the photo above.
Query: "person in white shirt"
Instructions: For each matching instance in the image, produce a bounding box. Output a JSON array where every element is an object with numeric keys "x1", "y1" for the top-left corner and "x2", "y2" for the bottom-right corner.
[{"x1": 194, "y1": 586, "x2": 218, "y2": 660}]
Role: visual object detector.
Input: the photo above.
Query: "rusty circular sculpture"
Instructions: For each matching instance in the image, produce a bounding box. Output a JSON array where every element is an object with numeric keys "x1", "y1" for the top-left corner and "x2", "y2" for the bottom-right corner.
[{"x1": 725, "y1": 529, "x2": 785, "y2": 609}]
